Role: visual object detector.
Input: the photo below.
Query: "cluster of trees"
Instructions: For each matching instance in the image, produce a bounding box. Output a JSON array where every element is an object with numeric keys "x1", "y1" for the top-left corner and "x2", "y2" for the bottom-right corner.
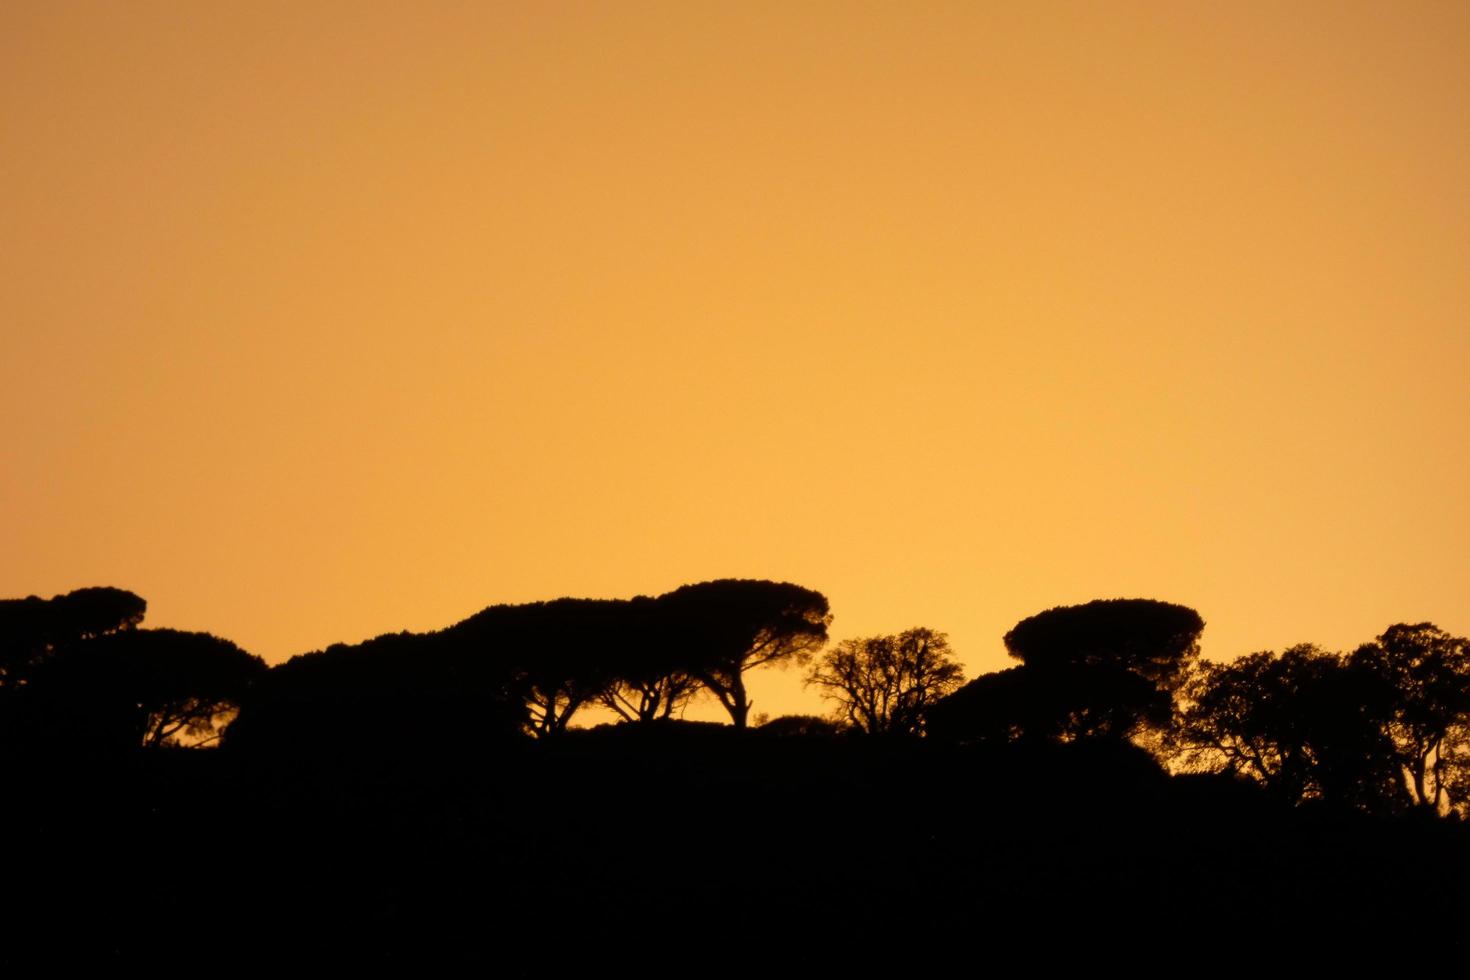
[
  {"x1": 0, "y1": 579, "x2": 836, "y2": 754},
  {"x1": 226, "y1": 579, "x2": 832, "y2": 753},
  {"x1": 6, "y1": 580, "x2": 1470, "y2": 821},
  {"x1": 1170, "y1": 624, "x2": 1470, "y2": 815},
  {"x1": 0, "y1": 587, "x2": 266, "y2": 751},
  {"x1": 927, "y1": 598, "x2": 1204, "y2": 744},
  {"x1": 917, "y1": 600, "x2": 1470, "y2": 818}
]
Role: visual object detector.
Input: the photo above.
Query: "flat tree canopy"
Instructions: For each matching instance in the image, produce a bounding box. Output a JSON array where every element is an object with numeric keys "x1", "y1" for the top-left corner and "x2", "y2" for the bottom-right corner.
[
  {"x1": 1003, "y1": 598, "x2": 1204, "y2": 689},
  {"x1": 452, "y1": 597, "x2": 635, "y2": 736},
  {"x1": 21, "y1": 627, "x2": 266, "y2": 749},
  {"x1": 225, "y1": 628, "x2": 528, "y2": 756},
  {"x1": 929, "y1": 598, "x2": 1204, "y2": 746},
  {"x1": 659, "y1": 579, "x2": 830, "y2": 729}
]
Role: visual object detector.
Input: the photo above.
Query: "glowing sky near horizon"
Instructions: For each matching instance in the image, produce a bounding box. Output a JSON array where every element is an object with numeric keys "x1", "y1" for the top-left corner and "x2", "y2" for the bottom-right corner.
[{"x1": 4, "y1": 2, "x2": 1468, "y2": 722}]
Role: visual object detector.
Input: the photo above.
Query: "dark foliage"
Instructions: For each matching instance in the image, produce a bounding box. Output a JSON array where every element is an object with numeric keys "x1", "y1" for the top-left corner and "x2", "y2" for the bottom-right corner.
[
  {"x1": 0, "y1": 586, "x2": 146, "y2": 689},
  {"x1": 452, "y1": 597, "x2": 635, "y2": 735},
  {"x1": 1350, "y1": 623, "x2": 1470, "y2": 813},
  {"x1": 6, "y1": 584, "x2": 1470, "y2": 968},
  {"x1": 22, "y1": 628, "x2": 266, "y2": 750},
  {"x1": 1173, "y1": 645, "x2": 1409, "y2": 813},
  {"x1": 932, "y1": 598, "x2": 1204, "y2": 746},
  {"x1": 756, "y1": 713, "x2": 848, "y2": 738},
  {"x1": 929, "y1": 662, "x2": 1170, "y2": 745},
  {"x1": 224, "y1": 629, "x2": 527, "y2": 759},
  {"x1": 595, "y1": 596, "x2": 703, "y2": 724},
  {"x1": 0, "y1": 589, "x2": 266, "y2": 754},
  {"x1": 806, "y1": 627, "x2": 964, "y2": 735},
  {"x1": 1002, "y1": 597, "x2": 1204, "y2": 689},
  {"x1": 226, "y1": 579, "x2": 834, "y2": 755},
  {"x1": 657, "y1": 579, "x2": 831, "y2": 728}
]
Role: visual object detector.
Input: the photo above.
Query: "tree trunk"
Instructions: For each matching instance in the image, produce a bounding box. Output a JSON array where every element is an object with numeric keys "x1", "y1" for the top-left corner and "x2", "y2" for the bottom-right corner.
[{"x1": 730, "y1": 674, "x2": 749, "y2": 729}]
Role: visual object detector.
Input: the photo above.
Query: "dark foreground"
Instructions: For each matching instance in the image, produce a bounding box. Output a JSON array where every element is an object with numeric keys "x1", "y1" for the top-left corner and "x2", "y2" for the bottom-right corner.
[{"x1": 6, "y1": 728, "x2": 1468, "y2": 970}]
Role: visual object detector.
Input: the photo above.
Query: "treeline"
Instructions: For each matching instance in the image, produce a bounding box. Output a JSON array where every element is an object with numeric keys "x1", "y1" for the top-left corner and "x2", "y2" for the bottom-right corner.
[
  {"x1": 934, "y1": 601, "x2": 1470, "y2": 818},
  {"x1": 4, "y1": 580, "x2": 1469, "y2": 818},
  {"x1": 0, "y1": 579, "x2": 831, "y2": 749},
  {"x1": 5, "y1": 580, "x2": 1470, "y2": 966},
  {"x1": 0, "y1": 587, "x2": 264, "y2": 750}
]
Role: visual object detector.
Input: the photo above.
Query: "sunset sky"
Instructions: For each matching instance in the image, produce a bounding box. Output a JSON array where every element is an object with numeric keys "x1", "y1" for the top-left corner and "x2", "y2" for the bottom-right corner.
[{"x1": 4, "y1": 2, "x2": 1468, "y2": 723}]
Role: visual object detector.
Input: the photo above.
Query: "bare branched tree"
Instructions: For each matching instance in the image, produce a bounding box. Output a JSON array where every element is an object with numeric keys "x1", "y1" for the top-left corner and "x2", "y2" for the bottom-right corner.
[{"x1": 807, "y1": 628, "x2": 964, "y2": 736}]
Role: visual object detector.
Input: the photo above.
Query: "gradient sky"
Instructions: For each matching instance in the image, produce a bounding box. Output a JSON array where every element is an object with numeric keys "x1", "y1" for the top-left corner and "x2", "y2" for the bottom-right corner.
[{"x1": 4, "y1": 2, "x2": 1468, "y2": 723}]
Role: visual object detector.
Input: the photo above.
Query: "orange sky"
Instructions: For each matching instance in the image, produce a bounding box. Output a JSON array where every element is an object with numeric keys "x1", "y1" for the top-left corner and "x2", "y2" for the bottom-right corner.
[{"x1": 4, "y1": 2, "x2": 1468, "y2": 723}]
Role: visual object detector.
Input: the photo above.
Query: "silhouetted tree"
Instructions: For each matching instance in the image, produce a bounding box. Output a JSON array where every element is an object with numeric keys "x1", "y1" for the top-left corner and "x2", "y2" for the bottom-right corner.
[
  {"x1": 596, "y1": 597, "x2": 703, "y2": 724},
  {"x1": 25, "y1": 628, "x2": 267, "y2": 748},
  {"x1": 236, "y1": 586, "x2": 834, "y2": 750},
  {"x1": 0, "y1": 586, "x2": 146, "y2": 690},
  {"x1": 453, "y1": 598, "x2": 631, "y2": 736},
  {"x1": 117, "y1": 628, "x2": 265, "y2": 746},
  {"x1": 928, "y1": 662, "x2": 1167, "y2": 745},
  {"x1": 1349, "y1": 623, "x2": 1470, "y2": 814},
  {"x1": 1172, "y1": 645, "x2": 1406, "y2": 813},
  {"x1": 225, "y1": 629, "x2": 526, "y2": 757},
  {"x1": 1003, "y1": 598, "x2": 1204, "y2": 690},
  {"x1": 1010, "y1": 598, "x2": 1203, "y2": 742},
  {"x1": 659, "y1": 580, "x2": 830, "y2": 729},
  {"x1": 806, "y1": 628, "x2": 964, "y2": 735},
  {"x1": 599, "y1": 666, "x2": 702, "y2": 724},
  {"x1": 2, "y1": 586, "x2": 152, "y2": 749},
  {"x1": 930, "y1": 598, "x2": 1203, "y2": 746}
]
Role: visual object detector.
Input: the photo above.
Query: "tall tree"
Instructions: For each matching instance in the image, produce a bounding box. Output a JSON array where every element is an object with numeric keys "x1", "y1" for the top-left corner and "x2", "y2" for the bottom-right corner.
[
  {"x1": 1349, "y1": 623, "x2": 1470, "y2": 814},
  {"x1": 659, "y1": 580, "x2": 830, "y2": 729},
  {"x1": 806, "y1": 628, "x2": 964, "y2": 735}
]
